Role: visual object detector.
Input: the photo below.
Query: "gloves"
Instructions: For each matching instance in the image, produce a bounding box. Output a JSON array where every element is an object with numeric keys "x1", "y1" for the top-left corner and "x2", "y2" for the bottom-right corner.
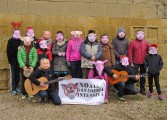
[{"x1": 67, "y1": 61, "x2": 71, "y2": 67}]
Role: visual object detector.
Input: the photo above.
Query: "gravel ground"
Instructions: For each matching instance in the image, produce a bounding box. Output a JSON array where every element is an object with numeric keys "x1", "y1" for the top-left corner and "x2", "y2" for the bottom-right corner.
[{"x1": 0, "y1": 88, "x2": 167, "y2": 120}]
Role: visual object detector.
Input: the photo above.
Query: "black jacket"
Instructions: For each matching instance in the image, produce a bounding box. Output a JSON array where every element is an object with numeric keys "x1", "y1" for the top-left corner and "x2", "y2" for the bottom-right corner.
[
  {"x1": 144, "y1": 54, "x2": 163, "y2": 75},
  {"x1": 6, "y1": 38, "x2": 21, "y2": 64},
  {"x1": 105, "y1": 64, "x2": 137, "y2": 84},
  {"x1": 29, "y1": 68, "x2": 56, "y2": 92}
]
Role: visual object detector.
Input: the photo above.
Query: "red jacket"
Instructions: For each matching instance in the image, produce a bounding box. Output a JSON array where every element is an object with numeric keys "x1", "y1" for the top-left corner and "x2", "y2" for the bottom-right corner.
[
  {"x1": 128, "y1": 39, "x2": 150, "y2": 64},
  {"x1": 36, "y1": 49, "x2": 52, "y2": 61}
]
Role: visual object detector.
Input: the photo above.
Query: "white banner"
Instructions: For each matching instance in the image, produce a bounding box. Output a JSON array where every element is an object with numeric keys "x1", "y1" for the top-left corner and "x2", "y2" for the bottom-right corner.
[{"x1": 59, "y1": 78, "x2": 106, "y2": 105}]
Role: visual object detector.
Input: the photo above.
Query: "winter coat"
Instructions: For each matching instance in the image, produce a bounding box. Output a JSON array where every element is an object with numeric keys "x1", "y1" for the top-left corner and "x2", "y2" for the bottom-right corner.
[
  {"x1": 29, "y1": 68, "x2": 56, "y2": 92},
  {"x1": 80, "y1": 39, "x2": 102, "y2": 68},
  {"x1": 17, "y1": 46, "x2": 37, "y2": 68},
  {"x1": 52, "y1": 40, "x2": 68, "y2": 71},
  {"x1": 6, "y1": 38, "x2": 21, "y2": 64},
  {"x1": 100, "y1": 42, "x2": 115, "y2": 67},
  {"x1": 66, "y1": 36, "x2": 83, "y2": 61},
  {"x1": 128, "y1": 39, "x2": 150, "y2": 64},
  {"x1": 112, "y1": 37, "x2": 129, "y2": 61},
  {"x1": 144, "y1": 54, "x2": 163, "y2": 75}
]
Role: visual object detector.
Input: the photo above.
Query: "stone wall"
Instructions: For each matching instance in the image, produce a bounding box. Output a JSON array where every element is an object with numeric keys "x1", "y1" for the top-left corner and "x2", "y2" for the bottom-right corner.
[{"x1": 0, "y1": 0, "x2": 167, "y2": 89}]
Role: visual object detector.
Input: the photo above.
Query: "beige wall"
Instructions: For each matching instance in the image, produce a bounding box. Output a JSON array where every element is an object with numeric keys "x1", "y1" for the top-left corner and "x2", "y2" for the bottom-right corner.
[{"x1": 0, "y1": 0, "x2": 167, "y2": 89}]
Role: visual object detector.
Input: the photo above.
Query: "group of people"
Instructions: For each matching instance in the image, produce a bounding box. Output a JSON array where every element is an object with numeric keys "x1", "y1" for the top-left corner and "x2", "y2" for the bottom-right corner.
[{"x1": 6, "y1": 22, "x2": 164, "y2": 105}]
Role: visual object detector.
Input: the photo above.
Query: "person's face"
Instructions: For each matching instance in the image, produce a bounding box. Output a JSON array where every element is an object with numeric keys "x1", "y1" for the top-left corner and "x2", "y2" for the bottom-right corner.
[
  {"x1": 121, "y1": 57, "x2": 129, "y2": 66},
  {"x1": 27, "y1": 29, "x2": 35, "y2": 37},
  {"x1": 56, "y1": 33, "x2": 64, "y2": 42},
  {"x1": 101, "y1": 35, "x2": 109, "y2": 44},
  {"x1": 149, "y1": 47, "x2": 158, "y2": 55},
  {"x1": 73, "y1": 31, "x2": 81, "y2": 39},
  {"x1": 88, "y1": 33, "x2": 96, "y2": 42},
  {"x1": 118, "y1": 32, "x2": 125, "y2": 38},
  {"x1": 136, "y1": 31, "x2": 144, "y2": 40},
  {"x1": 43, "y1": 31, "x2": 51, "y2": 40},
  {"x1": 40, "y1": 59, "x2": 50, "y2": 69},
  {"x1": 13, "y1": 30, "x2": 21, "y2": 39}
]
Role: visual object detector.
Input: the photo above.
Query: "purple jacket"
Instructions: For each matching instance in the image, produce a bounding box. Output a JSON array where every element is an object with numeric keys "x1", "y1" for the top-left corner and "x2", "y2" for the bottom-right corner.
[{"x1": 66, "y1": 36, "x2": 83, "y2": 61}]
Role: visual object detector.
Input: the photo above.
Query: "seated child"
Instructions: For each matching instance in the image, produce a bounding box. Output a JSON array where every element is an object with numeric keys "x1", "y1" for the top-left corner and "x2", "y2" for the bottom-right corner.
[
  {"x1": 106, "y1": 55, "x2": 139, "y2": 101},
  {"x1": 29, "y1": 58, "x2": 61, "y2": 105},
  {"x1": 144, "y1": 44, "x2": 164, "y2": 100}
]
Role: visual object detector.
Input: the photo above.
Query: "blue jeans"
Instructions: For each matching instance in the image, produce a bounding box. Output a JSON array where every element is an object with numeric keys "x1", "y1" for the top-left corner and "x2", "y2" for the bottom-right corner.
[
  {"x1": 38, "y1": 90, "x2": 61, "y2": 105},
  {"x1": 114, "y1": 82, "x2": 125, "y2": 97}
]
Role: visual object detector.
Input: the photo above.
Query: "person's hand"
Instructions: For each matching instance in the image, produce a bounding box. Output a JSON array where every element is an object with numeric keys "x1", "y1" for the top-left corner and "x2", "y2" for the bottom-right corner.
[
  {"x1": 40, "y1": 82, "x2": 46, "y2": 88},
  {"x1": 113, "y1": 74, "x2": 118, "y2": 79},
  {"x1": 131, "y1": 63, "x2": 134, "y2": 67},
  {"x1": 62, "y1": 52, "x2": 65, "y2": 56},
  {"x1": 135, "y1": 75, "x2": 140, "y2": 80},
  {"x1": 58, "y1": 52, "x2": 62, "y2": 56},
  {"x1": 67, "y1": 61, "x2": 71, "y2": 67},
  {"x1": 91, "y1": 56, "x2": 96, "y2": 61},
  {"x1": 29, "y1": 67, "x2": 34, "y2": 73},
  {"x1": 23, "y1": 66, "x2": 28, "y2": 71}
]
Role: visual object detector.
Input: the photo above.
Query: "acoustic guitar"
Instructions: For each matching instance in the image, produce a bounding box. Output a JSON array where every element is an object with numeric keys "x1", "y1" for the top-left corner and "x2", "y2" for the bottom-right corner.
[
  {"x1": 24, "y1": 75, "x2": 72, "y2": 95},
  {"x1": 108, "y1": 69, "x2": 147, "y2": 85}
]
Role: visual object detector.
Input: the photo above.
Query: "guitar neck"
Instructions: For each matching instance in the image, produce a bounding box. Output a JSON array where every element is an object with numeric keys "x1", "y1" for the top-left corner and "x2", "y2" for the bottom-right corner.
[{"x1": 44, "y1": 77, "x2": 64, "y2": 84}]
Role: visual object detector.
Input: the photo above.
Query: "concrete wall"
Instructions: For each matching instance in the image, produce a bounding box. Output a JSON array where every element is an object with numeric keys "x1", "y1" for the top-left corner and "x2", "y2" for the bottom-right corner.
[{"x1": 0, "y1": 0, "x2": 167, "y2": 89}]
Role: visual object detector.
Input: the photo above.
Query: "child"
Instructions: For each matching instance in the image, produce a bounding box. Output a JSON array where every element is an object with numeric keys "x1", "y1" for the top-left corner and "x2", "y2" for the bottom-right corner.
[
  {"x1": 144, "y1": 44, "x2": 164, "y2": 100},
  {"x1": 6, "y1": 22, "x2": 22, "y2": 95},
  {"x1": 52, "y1": 31, "x2": 69, "y2": 77},
  {"x1": 106, "y1": 56, "x2": 139, "y2": 101},
  {"x1": 29, "y1": 58, "x2": 61, "y2": 105},
  {"x1": 17, "y1": 37, "x2": 37, "y2": 99},
  {"x1": 36, "y1": 39, "x2": 52, "y2": 68},
  {"x1": 66, "y1": 30, "x2": 83, "y2": 78},
  {"x1": 88, "y1": 60, "x2": 108, "y2": 103},
  {"x1": 80, "y1": 30, "x2": 102, "y2": 79},
  {"x1": 100, "y1": 34, "x2": 115, "y2": 68}
]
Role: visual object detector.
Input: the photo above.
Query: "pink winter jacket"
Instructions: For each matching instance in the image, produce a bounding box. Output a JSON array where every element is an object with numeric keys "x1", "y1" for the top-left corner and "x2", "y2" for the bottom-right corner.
[
  {"x1": 66, "y1": 36, "x2": 83, "y2": 61},
  {"x1": 128, "y1": 39, "x2": 150, "y2": 64}
]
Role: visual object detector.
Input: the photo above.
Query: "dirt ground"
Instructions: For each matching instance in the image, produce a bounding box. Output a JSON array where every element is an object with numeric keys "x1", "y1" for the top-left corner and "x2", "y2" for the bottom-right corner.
[{"x1": 0, "y1": 87, "x2": 167, "y2": 120}]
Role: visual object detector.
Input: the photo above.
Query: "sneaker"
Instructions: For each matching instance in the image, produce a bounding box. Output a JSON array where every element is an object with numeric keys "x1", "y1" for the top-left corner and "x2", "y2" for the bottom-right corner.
[
  {"x1": 16, "y1": 88, "x2": 21, "y2": 94},
  {"x1": 140, "y1": 90, "x2": 146, "y2": 95},
  {"x1": 21, "y1": 95, "x2": 27, "y2": 100},
  {"x1": 158, "y1": 95, "x2": 163, "y2": 101},
  {"x1": 148, "y1": 92, "x2": 153, "y2": 98},
  {"x1": 118, "y1": 97, "x2": 125, "y2": 101},
  {"x1": 12, "y1": 90, "x2": 17, "y2": 96},
  {"x1": 28, "y1": 95, "x2": 34, "y2": 101}
]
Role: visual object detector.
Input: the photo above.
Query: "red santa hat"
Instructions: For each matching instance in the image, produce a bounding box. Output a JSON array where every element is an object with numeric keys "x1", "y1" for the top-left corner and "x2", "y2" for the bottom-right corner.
[
  {"x1": 120, "y1": 55, "x2": 128, "y2": 60},
  {"x1": 11, "y1": 21, "x2": 22, "y2": 30},
  {"x1": 150, "y1": 44, "x2": 157, "y2": 48},
  {"x1": 26, "y1": 26, "x2": 33, "y2": 32}
]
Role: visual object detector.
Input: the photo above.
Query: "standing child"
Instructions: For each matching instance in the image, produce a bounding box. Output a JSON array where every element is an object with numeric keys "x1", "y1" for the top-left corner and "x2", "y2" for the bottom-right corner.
[
  {"x1": 100, "y1": 34, "x2": 115, "y2": 68},
  {"x1": 144, "y1": 44, "x2": 164, "y2": 100},
  {"x1": 80, "y1": 30, "x2": 102, "y2": 79},
  {"x1": 6, "y1": 22, "x2": 22, "y2": 95},
  {"x1": 52, "y1": 31, "x2": 68, "y2": 77},
  {"x1": 66, "y1": 30, "x2": 83, "y2": 78},
  {"x1": 17, "y1": 37, "x2": 37, "y2": 99}
]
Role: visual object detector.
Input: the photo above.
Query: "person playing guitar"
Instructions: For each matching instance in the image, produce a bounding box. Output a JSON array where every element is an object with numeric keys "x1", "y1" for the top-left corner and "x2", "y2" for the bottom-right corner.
[
  {"x1": 28, "y1": 58, "x2": 62, "y2": 105},
  {"x1": 106, "y1": 55, "x2": 140, "y2": 101}
]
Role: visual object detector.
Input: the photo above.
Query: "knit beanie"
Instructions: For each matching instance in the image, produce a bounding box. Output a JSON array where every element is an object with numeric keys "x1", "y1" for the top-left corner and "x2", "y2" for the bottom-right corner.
[{"x1": 117, "y1": 27, "x2": 125, "y2": 34}]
